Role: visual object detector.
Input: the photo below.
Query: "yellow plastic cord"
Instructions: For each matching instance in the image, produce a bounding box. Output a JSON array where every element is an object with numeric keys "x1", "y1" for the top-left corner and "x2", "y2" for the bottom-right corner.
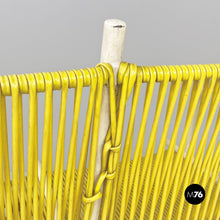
[
  {"x1": 157, "y1": 66, "x2": 194, "y2": 220},
  {"x1": 73, "y1": 68, "x2": 97, "y2": 219},
  {"x1": 9, "y1": 75, "x2": 20, "y2": 220},
  {"x1": 64, "y1": 69, "x2": 83, "y2": 220},
  {"x1": 39, "y1": 73, "x2": 53, "y2": 220},
  {"x1": 171, "y1": 65, "x2": 217, "y2": 220},
  {"x1": 0, "y1": 62, "x2": 219, "y2": 219},
  {"x1": 26, "y1": 74, "x2": 38, "y2": 220},
  {"x1": 56, "y1": 72, "x2": 69, "y2": 220},
  {"x1": 0, "y1": 93, "x2": 13, "y2": 219},
  {"x1": 0, "y1": 82, "x2": 5, "y2": 219},
  {"x1": 83, "y1": 66, "x2": 104, "y2": 219},
  {"x1": 118, "y1": 66, "x2": 142, "y2": 220},
  {"x1": 52, "y1": 71, "x2": 68, "y2": 219},
  {"x1": 68, "y1": 69, "x2": 84, "y2": 219}
]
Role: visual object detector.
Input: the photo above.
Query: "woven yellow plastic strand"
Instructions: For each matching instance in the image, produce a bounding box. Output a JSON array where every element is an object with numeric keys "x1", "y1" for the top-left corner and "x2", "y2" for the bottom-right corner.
[{"x1": 0, "y1": 62, "x2": 219, "y2": 220}]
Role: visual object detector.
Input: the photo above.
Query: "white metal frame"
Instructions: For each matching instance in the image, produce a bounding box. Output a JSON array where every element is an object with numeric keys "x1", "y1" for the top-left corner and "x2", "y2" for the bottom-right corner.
[{"x1": 91, "y1": 19, "x2": 126, "y2": 220}]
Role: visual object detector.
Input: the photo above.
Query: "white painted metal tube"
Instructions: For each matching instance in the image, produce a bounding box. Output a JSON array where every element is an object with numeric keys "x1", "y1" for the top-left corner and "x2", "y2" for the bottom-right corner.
[
  {"x1": 100, "y1": 19, "x2": 126, "y2": 83},
  {"x1": 91, "y1": 19, "x2": 126, "y2": 220}
]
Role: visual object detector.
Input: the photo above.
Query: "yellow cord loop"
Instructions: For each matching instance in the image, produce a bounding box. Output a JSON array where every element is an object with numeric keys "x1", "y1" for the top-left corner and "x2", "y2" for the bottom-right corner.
[
  {"x1": 0, "y1": 68, "x2": 108, "y2": 96},
  {"x1": 82, "y1": 137, "x2": 121, "y2": 218}
]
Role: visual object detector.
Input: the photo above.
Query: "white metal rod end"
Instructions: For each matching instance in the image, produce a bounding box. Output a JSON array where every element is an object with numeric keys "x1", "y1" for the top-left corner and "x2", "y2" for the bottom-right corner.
[{"x1": 100, "y1": 19, "x2": 126, "y2": 83}]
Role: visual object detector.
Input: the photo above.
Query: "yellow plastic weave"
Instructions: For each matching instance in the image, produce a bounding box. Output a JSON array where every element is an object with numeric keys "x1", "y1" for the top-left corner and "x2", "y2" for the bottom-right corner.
[{"x1": 0, "y1": 63, "x2": 219, "y2": 219}]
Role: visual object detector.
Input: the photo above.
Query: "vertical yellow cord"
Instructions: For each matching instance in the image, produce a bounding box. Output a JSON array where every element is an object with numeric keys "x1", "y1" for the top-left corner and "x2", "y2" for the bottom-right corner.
[
  {"x1": 73, "y1": 68, "x2": 97, "y2": 219},
  {"x1": 0, "y1": 94, "x2": 13, "y2": 219},
  {"x1": 0, "y1": 83, "x2": 5, "y2": 219},
  {"x1": 46, "y1": 113, "x2": 53, "y2": 217},
  {"x1": 56, "y1": 73, "x2": 68, "y2": 220},
  {"x1": 207, "y1": 162, "x2": 220, "y2": 219},
  {"x1": 52, "y1": 71, "x2": 68, "y2": 219},
  {"x1": 39, "y1": 72, "x2": 53, "y2": 219},
  {"x1": 67, "y1": 70, "x2": 83, "y2": 220},
  {"x1": 18, "y1": 92, "x2": 26, "y2": 220},
  {"x1": 57, "y1": 71, "x2": 75, "y2": 220},
  {"x1": 26, "y1": 74, "x2": 37, "y2": 219},
  {"x1": 30, "y1": 75, "x2": 38, "y2": 220},
  {"x1": 118, "y1": 67, "x2": 142, "y2": 220},
  {"x1": 199, "y1": 80, "x2": 220, "y2": 180},
  {"x1": 126, "y1": 67, "x2": 142, "y2": 220},
  {"x1": 9, "y1": 75, "x2": 20, "y2": 220},
  {"x1": 46, "y1": 73, "x2": 53, "y2": 220},
  {"x1": 83, "y1": 67, "x2": 103, "y2": 219}
]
